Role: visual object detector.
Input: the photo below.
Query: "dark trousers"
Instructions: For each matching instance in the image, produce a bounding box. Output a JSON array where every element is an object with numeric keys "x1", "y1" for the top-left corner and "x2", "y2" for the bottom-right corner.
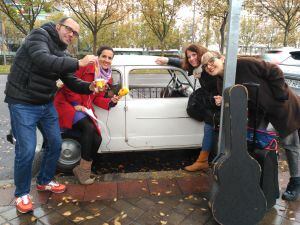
[{"x1": 73, "y1": 117, "x2": 102, "y2": 161}]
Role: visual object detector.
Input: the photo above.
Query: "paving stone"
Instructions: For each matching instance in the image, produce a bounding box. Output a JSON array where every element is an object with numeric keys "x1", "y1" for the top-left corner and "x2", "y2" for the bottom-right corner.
[
  {"x1": 259, "y1": 213, "x2": 283, "y2": 225},
  {"x1": 176, "y1": 175, "x2": 212, "y2": 194},
  {"x1": 84, "y1": 182, "x2": 117, "y2": 201},
  {"x1": 51, "y1": 184, "x2": 85, "y2": 202},
  {"x1": 1, "y1": 222, "x2": 11, "y2": 225},
  {"x1": 79, "y1": 216, "x2": 106, "y2": 225},
  {"x1": 67, "y1": 209, "x2": 95, "y2": 224},
  {"x1": 133, "y1": 209, "x2": 163, "y2": 225},
  {"x1": 164, "y1": 211, "x2": 186, "y2": 225},
  {"x1": 284, "y1": 209, "x2": 300, "y2": 222},
  {"x1": 108, "y1": 212, "x2": 135, "y2": 225},
  {"x1": 31, "y1": 205, "x2": 53, "y2": 219},
  {"x1": 55, "y1": 203, "x2": 81, "y2": 218},
  {"x1": 29, "y1": 221, "x2": 45, "y2": 225},
  {"x1": 147, "y1": 178, "x2": 181, "y2": 197},
  {"x1": 281, "y1": 217, "x2": 300, "y2": 225},
  {"x1": 98, "y1": 206, "x2": 119, "y2": 222},
  {"x1": 38, "y1": 211, "x2": 67, "y2": 225},
  {"x1": 0, "y1": 207, "x2": 20, "y2": 221},
  {"x1": 132, "y1": 197, "x2": 156, "y2": 211},
  {"x1": 152, "y1": 195, "x2": 183, "y2": 211},
  {"x1": 7, "y1": 213, "x2": 37, "y2": 225},
  {"x1": 184, "y1": 208, "x2": 212, "y2": 224},
  {"x1": 0, "y1": 187, "x2": 14, "y2": 206},
  {"x1": 0, "y1": 215, "x2": 7, "y2": 224},
  {"x1": 110, "y1": 199, "x2": 144, "y2": 219},
  {"x1": 29, "y1": 189, "x2": 51, "y2": 206},
  {"x1": 124, "y1": 197, "x2": 144, "y2": 205},
  {"x1": 80, "y1": 201, "x2": 107, "y2": 214},
  {"x1": 0, "y1": 206, "x2": 14, "y2": 214},
  {"x1": 117, "y1": 180, "x2": 149, "y2": 199},
  {"x1": 173, "y1": 200, "x2": 199, "y2": 216}
]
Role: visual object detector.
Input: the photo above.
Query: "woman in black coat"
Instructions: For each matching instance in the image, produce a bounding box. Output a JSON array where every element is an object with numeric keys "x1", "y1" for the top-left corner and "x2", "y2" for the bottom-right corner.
[
  {"x1": 201, "y1": 50, "x2": 300, "y2": 201},
  {"x1": 156, "y1": 44, "x2": 219, "y2": 172}
]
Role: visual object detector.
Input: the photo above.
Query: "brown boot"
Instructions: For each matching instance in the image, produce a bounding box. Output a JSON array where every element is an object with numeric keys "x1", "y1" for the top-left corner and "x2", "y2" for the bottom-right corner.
[
  {"x1": 73, "y1": 159, "x2": 95, "y2": 185},
  {"x1": 184, "y1": 151, "x2": 210, "y2": 172}
]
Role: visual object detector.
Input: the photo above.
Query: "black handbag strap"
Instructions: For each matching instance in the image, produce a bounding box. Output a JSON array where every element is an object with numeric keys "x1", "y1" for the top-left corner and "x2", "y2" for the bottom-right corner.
[{"x1": 193, "y1": 78, "x2": 200, "y2": 91}]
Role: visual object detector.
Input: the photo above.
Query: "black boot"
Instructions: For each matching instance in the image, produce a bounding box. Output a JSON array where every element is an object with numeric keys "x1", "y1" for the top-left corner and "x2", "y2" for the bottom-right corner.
[{"x1": 282, "y1": 177, "x2": 300, "y2": 201}]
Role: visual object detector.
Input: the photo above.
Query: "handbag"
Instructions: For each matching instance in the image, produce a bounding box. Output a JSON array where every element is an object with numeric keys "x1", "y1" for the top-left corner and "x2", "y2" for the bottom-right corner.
[
  {"x1": 186, "y1": 80, "x2": 215, "y2": 121},
  {"x1": 247, "y1": 127, "x2": 278, "y2": 150}
]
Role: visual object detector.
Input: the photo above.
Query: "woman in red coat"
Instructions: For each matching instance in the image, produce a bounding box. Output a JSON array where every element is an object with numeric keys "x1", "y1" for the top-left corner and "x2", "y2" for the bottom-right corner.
[{"x1": 54, "y1": 46, "x2": 119, "y2": 184}]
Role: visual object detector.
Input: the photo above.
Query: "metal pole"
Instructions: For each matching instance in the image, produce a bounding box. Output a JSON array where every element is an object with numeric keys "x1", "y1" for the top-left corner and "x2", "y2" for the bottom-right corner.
[
  {"x1": 217, "y1": 0, "x2": 243, "y2": 154},
  {"x1": 191, "y1": 0, "x2": 196, "y2": 43}
]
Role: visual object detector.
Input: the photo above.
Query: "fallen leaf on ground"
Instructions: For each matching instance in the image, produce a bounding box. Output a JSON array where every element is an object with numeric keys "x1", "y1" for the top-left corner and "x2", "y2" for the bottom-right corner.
[{"x1": 63, "y1": 211, "x2": 72, "y2": 216}]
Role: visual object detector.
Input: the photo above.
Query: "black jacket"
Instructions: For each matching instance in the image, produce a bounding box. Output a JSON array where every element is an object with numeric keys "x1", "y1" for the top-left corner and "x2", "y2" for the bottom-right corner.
[
  {"x1": 5, "y1": 22, "x2": 91, "y2": 105},
  {"x1": 167, "y1": 57, "x2": 219, "y2": 125}
]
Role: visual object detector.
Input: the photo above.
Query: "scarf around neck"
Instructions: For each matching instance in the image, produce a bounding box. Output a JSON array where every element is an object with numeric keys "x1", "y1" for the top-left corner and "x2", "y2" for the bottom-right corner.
[{"x1": 94, "y1": 60, "x2": 112, "y2": 82}]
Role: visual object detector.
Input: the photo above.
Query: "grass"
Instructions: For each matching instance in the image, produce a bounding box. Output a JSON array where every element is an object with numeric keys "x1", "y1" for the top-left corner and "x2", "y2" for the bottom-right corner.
[{"x1": 0, "y1": 65, "x2": 10, "y2": 74}]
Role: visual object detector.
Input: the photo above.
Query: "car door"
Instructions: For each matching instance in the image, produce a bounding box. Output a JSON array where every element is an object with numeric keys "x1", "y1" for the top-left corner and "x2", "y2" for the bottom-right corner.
[
  {"x1": 124, "y1": 66, "x2": 204, "y2": 150},
  {"x1": 94, "y1": 68, "x2": 129, "y2": 152}
]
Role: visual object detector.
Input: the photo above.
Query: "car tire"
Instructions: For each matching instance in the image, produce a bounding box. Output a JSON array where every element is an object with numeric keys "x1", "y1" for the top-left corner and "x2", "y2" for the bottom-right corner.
[{"x1": 56, "y1": 133, "x2": 82, "y2": 173}]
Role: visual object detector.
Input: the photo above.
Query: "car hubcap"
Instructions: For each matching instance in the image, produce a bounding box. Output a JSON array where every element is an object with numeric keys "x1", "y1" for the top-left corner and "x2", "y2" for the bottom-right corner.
[{"x1": 59, "y1": 138, "x2": 81, "y2": 166}]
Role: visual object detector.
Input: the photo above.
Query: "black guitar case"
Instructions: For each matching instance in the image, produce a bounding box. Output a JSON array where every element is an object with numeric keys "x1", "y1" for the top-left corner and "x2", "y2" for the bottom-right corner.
[
  {"x1": 244, "y1": 82, "x2": 280, "y2": 210},
  {"x1": 209, "y1": 85, "x2": 267, "y2": 225}
]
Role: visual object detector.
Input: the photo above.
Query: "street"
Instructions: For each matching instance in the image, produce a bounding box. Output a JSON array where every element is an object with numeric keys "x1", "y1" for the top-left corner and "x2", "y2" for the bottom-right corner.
[{"x1": 0, "y1": 75, "x2": 14, "y2": 181}]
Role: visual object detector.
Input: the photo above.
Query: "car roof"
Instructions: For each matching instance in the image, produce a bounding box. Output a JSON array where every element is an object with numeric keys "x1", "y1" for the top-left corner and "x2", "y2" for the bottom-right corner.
[
  {"x1": 266, "y1": 47, "x2": 300, "y2": 54},
  {"x1": 112, "y1": 55, "x2": 162, "y2": 66}
]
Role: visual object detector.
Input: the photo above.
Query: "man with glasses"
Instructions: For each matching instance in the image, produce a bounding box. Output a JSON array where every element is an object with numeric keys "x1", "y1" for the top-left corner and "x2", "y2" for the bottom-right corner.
[
  {"x1": 201, "y1": 51, "x2": 300, "y2": 202},
  {"x1": 4, "y1": 17, "x2": 99, "y2": 213}
]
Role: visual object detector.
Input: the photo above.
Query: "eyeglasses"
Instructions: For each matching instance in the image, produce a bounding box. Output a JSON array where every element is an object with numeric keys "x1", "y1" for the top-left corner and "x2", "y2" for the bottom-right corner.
[
  {"x1": 202, "y1": 56, "x2": 219, "y2": 70},
  {"x1": 59, "y1": 24, "x2": 79, "y2": 37}
]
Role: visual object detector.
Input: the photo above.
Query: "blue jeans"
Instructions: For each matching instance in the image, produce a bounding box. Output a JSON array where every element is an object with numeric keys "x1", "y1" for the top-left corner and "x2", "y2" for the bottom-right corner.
[
  {"x1": 202, "y1": 123, "x2": 214, "y2": 152},
  {"x1": 9, "y1": 102, "x2": 62, "y2": 197}
]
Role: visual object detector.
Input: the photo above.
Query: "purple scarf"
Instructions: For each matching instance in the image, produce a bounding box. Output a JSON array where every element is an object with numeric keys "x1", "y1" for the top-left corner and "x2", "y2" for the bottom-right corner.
[{"x1": 94, "y1": 60, "x2": 112, "y2": 82}]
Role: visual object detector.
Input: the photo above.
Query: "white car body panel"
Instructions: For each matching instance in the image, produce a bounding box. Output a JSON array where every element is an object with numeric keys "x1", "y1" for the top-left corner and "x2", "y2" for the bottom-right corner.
[
  {"x1": 95, "y1": 55, "x2": 203, "y2": 152},
  {"x1": 36, "y1": 55, "x2": 204, "y2": 154}
]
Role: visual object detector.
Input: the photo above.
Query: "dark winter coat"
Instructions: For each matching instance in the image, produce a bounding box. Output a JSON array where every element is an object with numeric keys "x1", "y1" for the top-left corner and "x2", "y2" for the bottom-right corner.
[
  {"x1": 168, "y1": 57, "x2": 219, "y2": 125},
  {"x1": 216, "y1": 57, "x2": 300, "y2": 138},
  {"x1": 5, "y1": 22, "x2": 91, "y2": 105}
]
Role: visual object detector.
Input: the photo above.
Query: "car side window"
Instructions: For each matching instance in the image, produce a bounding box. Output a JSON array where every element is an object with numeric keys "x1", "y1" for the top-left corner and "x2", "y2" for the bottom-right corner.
[
  {"x1": 128, "y1": 68, "x2": 193, "y2": 99},
  {"x1": 110, "y1": 69, "x2": 122, "y2": 95}
]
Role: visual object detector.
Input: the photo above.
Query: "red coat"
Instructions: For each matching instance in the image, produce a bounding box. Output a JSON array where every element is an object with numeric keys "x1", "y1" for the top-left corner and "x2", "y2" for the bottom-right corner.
[{"x1": 54, "y1": 64, "x2": 112, "y2": 133}]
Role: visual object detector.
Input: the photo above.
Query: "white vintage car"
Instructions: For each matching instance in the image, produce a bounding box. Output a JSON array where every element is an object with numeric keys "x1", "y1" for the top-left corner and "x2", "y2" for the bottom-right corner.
[{"x1": 35, "y1": 55, "x2": 204, "y2": 172}]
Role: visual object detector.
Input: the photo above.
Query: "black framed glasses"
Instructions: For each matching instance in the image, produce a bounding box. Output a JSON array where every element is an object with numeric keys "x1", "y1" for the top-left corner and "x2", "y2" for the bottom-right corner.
[
  {"x1": 59, "y1": 24, "x2": 79, "y2": 37},
  {"x1": 202, "y1": 56, "x2": 219, "y2": 70}
]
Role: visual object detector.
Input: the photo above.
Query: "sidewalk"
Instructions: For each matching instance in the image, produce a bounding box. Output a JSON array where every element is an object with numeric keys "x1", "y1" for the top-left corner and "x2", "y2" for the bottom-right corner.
[{"x1": 0, "y1": 169, "x2": 299, "y2": 225}]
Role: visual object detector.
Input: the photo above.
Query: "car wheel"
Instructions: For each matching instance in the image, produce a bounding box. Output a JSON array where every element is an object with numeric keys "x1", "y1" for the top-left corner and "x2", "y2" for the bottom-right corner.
[{"x1": 57, "y1": 134, "x2": 81, "y2": 173}]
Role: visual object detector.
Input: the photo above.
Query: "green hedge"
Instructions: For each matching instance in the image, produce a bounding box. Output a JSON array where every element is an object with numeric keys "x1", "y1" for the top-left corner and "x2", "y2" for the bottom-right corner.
[{"x1": 0, "y1": 65, "x2": 10, "y2": 74}]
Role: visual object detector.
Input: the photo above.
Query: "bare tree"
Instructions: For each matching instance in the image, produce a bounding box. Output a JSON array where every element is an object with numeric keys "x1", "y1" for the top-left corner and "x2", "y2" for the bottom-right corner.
[
  {"x1": 257, "y1": 0, "x2": 300, "y2": 46},
  {"x1": 198, "y1": 0, "x2": 229, "y2": 53},
  {"x1": 0, "y1": 0, "x2": 52, "y2": 35},
  {"x1": 139, "y1": 0, "x2": 185, "y2": 54},
  {"x1": 61, "y1": 0, "x2": 129, "y2": 54}
]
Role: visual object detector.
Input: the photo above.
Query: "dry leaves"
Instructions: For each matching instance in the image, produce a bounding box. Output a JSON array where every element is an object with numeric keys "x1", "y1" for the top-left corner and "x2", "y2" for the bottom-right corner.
[{"x1": 63, "y1": 211, "x2": 72, "y2": 216}]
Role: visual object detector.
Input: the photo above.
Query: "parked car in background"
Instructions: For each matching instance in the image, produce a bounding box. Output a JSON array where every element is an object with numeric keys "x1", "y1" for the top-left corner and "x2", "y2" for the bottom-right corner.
[
  {"x1": 34, "y1": 55, "x2": 204, "y2": 172},
  {"x1": 263, "y1": 48, "x2": 300, "y2": 95}
]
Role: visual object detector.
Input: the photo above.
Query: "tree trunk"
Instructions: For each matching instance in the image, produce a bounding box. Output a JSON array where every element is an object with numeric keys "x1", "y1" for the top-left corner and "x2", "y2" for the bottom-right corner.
[
  {"x1": 283, "y1": 27, "x2": 288, "y2": 47},
  {"x1": 219, "y1": 15, "x2": 227, "y2": 54},
  {"x1": 93, "y1": 32, "x2": 97, "y2": 55},
  {"x1": 205, "y1": 14, "x2": 211, "y2": 47}
]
